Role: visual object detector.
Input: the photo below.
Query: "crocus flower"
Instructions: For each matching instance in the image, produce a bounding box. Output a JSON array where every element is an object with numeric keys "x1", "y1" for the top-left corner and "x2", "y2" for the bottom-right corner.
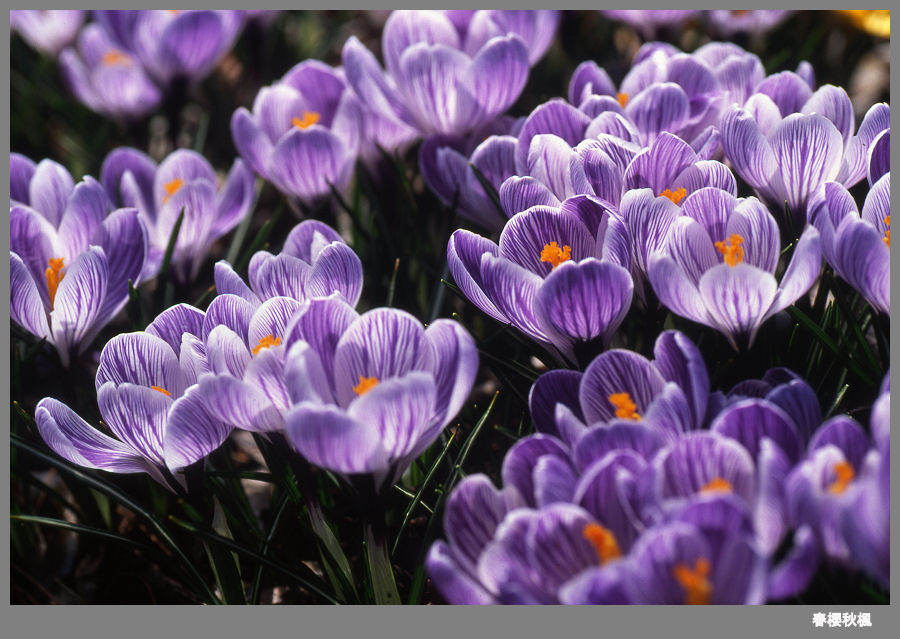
[
  {"x1": 705, "y1": 10, "x2": 792, "y2": 37},
  {"x1": 528, "y1": 330, "x2": 711, "y2": 449},
  {"x1": 10, "y1": 10, "x2": 85, "y2": 57},
  {"x1": 601, "y1": 10, "x2": 700, "y2": 39},
  {"x1": 92, "y1": 10, "x2": 245, "y2": 85},
  {"x1": 720, "y1": 87, "x2": 889, "y2": 226},
  {"x1": 280, "y1": 303, "x2": 479, "y2": 492},
  {"x1": 839, "y1": 377, "x2": 889, "y2": 587},
  {"x1": 448, "y1": 196, "x2": 633, "y2": 365},
  {"x1": 58, "y1": 23, "x2": 162, "y2": 121},
  {"x1": 10, "y1": 154, "x2": 148, "y2": 366},
  {"x1": 342, "y1": 10, "x2": 530, "y2": 137},
  {"x1": 101, "y1": 147, "x2": 255, "y2": 283},
  {"x1": 443, "y1": 10, "x2": 560, "y2": 66},
  {"x1": 648, "y1": 187, "x2": 822, "y2": 350},
  {"x1": 213, "y1": 219, "x2": 364, "y2": 308},
  {"x1": 808, "y1": 176, "x2": 890, "y2": 315},
  {"x1": 230, "y1": 60, "x2": 367, "y2": 205},
  {"x1": 34, "y1": 329, "x2": 232, "y2": 491}
]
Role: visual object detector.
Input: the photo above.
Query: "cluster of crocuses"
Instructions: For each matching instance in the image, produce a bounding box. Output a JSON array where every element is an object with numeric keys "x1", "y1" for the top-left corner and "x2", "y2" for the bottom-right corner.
[
  {"x1": 33, "y1": 217, "x2": 478, "y2": 497},
  {"x1": 427, "y1": 331, "x2": 890, "y2": 603},
  {"x1": 11, "y1": 10, "x2": 278, "y2": 121},
  {"x1": 438, "y1": 37, "x2": 890, "y2": 357},
  {"x1": 12, "y1": 10, "x2": 889, "y2": 606}
]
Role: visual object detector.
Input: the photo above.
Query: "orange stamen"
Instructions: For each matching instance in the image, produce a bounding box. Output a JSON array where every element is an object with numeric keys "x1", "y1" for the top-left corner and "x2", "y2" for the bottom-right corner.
[
  {"x1": 583, "y1": 522, "x2": 622, "y2": 565},
  {"x1": 883, "y1": 215, "x2": 890, "y2": 248},
  {"x1": 162, "y1": 178, "x2": 183, "y2": 204},
  {"x1": 540, "y1": 241, "x2": 572, "y2": 269},
  {"x1": 608, "y1": 392, "x2": 641, "y2": 421},
  {"x1": 673, "y1": 557, "x2": 712, "y2": 605},
  {"x1": 45, "y1": 257, "x2": 66, "y2": 309},
  {"x1": 151, "y1": 386, "x2": 171, "y2": 396},
  {"x1": 659, "y1": 187, "x2": 687, "y2": 205},
  {"x1": 715, "y1": 234, "x2": 745, "y2": 267},
  {"x1": 291, "y1": 111, "x2": 321, "y2": 130},
  {"x1": 101, "y1": 49, "x2": 131, "y2": 66},
  {"x1": 700, "y1": 477, "x2": 733, "y2": 494},
  {"x1": 617, "y1": 92, "x2": 629, "y2": 109},
  {"x1": 827, "y1": 460, "x2": 855, "y2": 494},
  {"x1": 252, "y1": 334, "x2": 281, "y2": 355},
  {"x1": 354, "y1": 375, "x2": 379, "y2": 396}
]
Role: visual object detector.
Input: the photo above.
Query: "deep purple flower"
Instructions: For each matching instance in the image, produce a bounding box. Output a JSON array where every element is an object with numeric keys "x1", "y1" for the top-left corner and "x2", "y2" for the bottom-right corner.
[
  {"x1": 648, "y1": 187, "x2": 822, "y2": 349},
  {"x1": 342, "y1": 10, "x2": 530, "y2": 137},
  {"x1": 10, "y1": 154, "x2": 148, "y2": 365},
  {"x1": 58, "y1": 23, "x2": 162, "y2": 121},
  {"x1": 231, "y1": 60, "x2": 368, "y2": 205},
  {"x1": 213, "y1": 219, "x2": 363, "y2": 308},
  {"x1": 101, "y1": 147, "x2": 255, "y2": 283},
  {"x1": 35, "y1": 329, "x2": 231, "y2": 490},
  {"x1": 448, "y1": 196, "x2": 633, "y2": 364},
  {"x1": 92, "y1": 10, "x2": 245, "y2": 85},
  {"x1": 809, "y1": 176, "x2": 890, "y2": 315},
  {"x1": 10, "y1": 10, "x2": 85, "y2": 57},
  {"x1": 528, "y1": 330, "x2": 710, "y2": 449},
  {"x1": 721, "y1": 88, "x2": 888, "y2": 226}
]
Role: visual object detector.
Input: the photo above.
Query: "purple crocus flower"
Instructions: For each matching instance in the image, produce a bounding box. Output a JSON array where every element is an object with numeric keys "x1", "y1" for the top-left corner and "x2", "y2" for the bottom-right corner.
[
  {"x1": 447, "y1": 196, "x2": 633, "y2": 365},
  {"x1": 58, "y1": 23, "x2": 162, "y2": 121},
  {"x1": 213, "y1": 219, "x2": 363, "y2": 308},
  {"x1": 92, "y1": 10, "x2": 245, "y2": 85},
  {"x1": 281, "y1": 303, "x2": 479, "y2": 492},
  {"x1": 342, "y1": 10, "x2": 530, "y2": 137},
  {"x1": 705, "y1": 10, "x2": 792, "y2": 37},
  {"x1": 100, "y1": 147, "x2": 255, "y2": 283},
  {"x1": 34, "y1": 328, "x2": 232, "y2": 491},
  {"x1": 10, "y1": 154, "x2": 148, "y2": 366},
  {"x1": 647, "y1": 187, "x2": 823, "y2": 350},
  {"x1": 230, "y1": 60, "x2": 367, "y2": 205},
  {"x1": 721, "y1": 88, "x2": 889, "y2": 226},
  {"x1": 601, "y1": 10, "x2": 700, "y2": 39},
  {"x1": 839, "y1": 377, "x2": 889, "y2": 587},
  {"x1": 528, "y1": 330, "x2": 711, "y2": 450},
  {"x1": 443, "y1": 10, "x2": 560, "y2": 66},
  {"x1": 808, "y1": 176, "x2": 890, "y2": 315},
  {"x1": 10, "y1": 10, "x2": 85, "y2": 57}
]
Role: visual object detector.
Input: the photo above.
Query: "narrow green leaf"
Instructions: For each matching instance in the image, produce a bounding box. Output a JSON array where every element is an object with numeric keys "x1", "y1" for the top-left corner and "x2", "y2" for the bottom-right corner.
[
  {"x1": 11, "y1": 514, "x2": 157, "y2": 554},
  {"x1": 386, "y1": 258, "x2": 400, "y2": 307},
  {"x1": 468, "y1": 162, "x2": 505, "y2": 221},
  {"x1": 786, "y1": 306, "x2": 875, "y2": 387},
  {"x1": 225, "y1": 180, "x2": 263, "y2": 265},
  {"x1": 234, "y1": 204, "x2": 284, "y2": 274}
]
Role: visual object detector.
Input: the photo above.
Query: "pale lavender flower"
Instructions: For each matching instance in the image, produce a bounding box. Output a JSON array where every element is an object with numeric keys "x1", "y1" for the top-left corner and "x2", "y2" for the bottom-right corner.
[
  {"x1": 444, "y1": 10, "x2": 560, "y2": 66},
  {"x1": 705, "y1": 10, "x2": 792, "y2": 38},
  {"x1": 58, "y1": 23, "x2": 162, "y2": 121},
  {"x1": 10, "y1": 154, "x2": 148, "y2": 366},
  {"x1": 10, "y1": 10, "x2": 85, "y2": 57},
  {"x1": 601, "y1": 10, "x2": 700, "y2": 39},
  {"x1": 101, "y1": 147, "x2": 255, "y2": 283},
  {"x1": 648, "y1": 187, "x2": 822, "y2": 350}
]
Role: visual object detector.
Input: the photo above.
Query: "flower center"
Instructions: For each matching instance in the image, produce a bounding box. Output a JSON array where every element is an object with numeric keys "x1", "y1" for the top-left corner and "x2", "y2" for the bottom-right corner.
[
  {"x1": 252, "y1": 334, "x2": 281, "y2": 355},
  {"x1": 673, "y1": 557, "x2": 712, "y2": 605},
  {"x1": 291, "y1": 111, "x2": 321, "y2": 130},
  {"x1": 659, "y1": 187, "x2": 687, "y2": 205},
  {"x1": 827, "y1": 460, "x2": 855, "y2": 494},
  {"x1": 583, "y1": 522, "x2": 622, "y2": 565},
  {"x1": 715, "y1": 233, "x2": 745, "y2": 267},
  {"x1": 101, "y1": 49, "x2": 131, "y2": 66},
  {"x1": 162, "y1": 178, "x2": 183, "y2": 204},
  {"x1": 45, "y1": 257, "x2": 66, "y2": 309},
  {"x1": 151, "y1": 386, "x2": 171, "y2": 396},
  {"x1": 883, "y1": 215, "x2": 890, "y2": 248},
  {"x1": 540, "y1": 241, "x2": 572, "y2": 269},
  {"x1": 700, "y1": 477, "x2": 733, "y2": 494},
  {"x1": 354, "y1": 375, "x2": 379, "y2": 396},
  {"x1": 617, "y1": 92, "x2": 629, "y2": 109},
  {"x1": 608, "y1": 392, "x2": 641, "y2": 421}
]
